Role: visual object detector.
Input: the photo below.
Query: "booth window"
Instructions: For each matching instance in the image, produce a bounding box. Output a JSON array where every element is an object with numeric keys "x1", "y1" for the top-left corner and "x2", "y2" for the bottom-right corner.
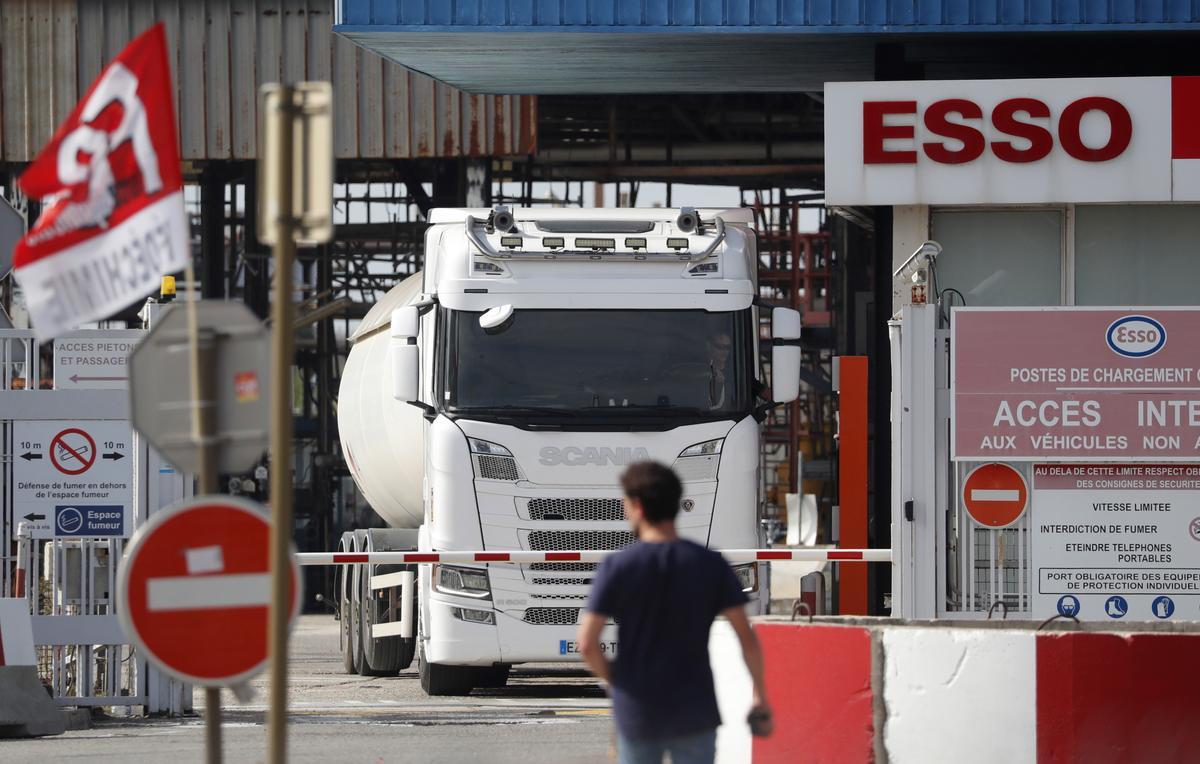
[
  {"x1": 1074, "y1": 205, "x2": 1200, "y2": 305},
  {"x1": 929, "y1": 210, "x2": 1063, "y2": 306}
]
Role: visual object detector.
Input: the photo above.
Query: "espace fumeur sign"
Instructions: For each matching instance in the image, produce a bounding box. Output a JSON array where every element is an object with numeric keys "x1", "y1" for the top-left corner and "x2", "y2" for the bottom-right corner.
[{"x1": 825, "y1": 76, "x2": 1200, "y2": 205}]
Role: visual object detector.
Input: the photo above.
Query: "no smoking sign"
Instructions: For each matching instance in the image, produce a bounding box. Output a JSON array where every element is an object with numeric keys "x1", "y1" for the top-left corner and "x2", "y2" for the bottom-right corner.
[{"x1": 50, "y1": 428, "x2": 97, "y2": 475}]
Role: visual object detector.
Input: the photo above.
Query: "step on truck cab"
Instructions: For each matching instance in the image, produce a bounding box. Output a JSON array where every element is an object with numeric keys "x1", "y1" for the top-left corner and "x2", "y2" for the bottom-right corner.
[{"x1": 336, "y1": 206, "x2": 802, "y2": 695}]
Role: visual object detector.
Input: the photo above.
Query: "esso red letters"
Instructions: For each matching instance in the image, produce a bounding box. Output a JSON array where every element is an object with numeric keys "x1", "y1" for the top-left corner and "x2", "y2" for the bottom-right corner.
[
  {"x1": 862, "y1": 96, "x2": 1133, "y2": 165},
  {"x1": 862, "y1": 101, "x2": 917, "y2": 164},
  {"x1": 922, "y1": 99, "x2": 986, "y2": 164}
]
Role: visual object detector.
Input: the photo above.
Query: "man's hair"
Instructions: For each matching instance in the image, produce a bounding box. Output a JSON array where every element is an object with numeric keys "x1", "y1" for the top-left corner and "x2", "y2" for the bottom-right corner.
[{"x1": 620, "y1": 461, "x2": 683, "y2": 523}]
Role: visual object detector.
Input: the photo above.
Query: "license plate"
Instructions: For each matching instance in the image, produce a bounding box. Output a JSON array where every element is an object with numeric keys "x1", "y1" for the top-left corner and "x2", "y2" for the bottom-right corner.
[{"x1": 559, "y1": 639, "x2": 617, "y2": 656}]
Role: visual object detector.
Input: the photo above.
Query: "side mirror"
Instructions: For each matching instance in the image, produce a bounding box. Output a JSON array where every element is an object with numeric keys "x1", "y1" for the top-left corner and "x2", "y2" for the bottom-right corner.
[
  {"x1": 391, "y1": 306, "x2": 419, "y2": 402},
  {"x1": 771, "y1": 307, "x2": 802, "y2": 404}
]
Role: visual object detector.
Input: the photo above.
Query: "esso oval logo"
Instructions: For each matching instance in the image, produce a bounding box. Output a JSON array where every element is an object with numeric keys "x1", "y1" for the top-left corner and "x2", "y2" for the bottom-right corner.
[{"x1": 1106, "y1": 316, "x2": 1166, "y2": 358}]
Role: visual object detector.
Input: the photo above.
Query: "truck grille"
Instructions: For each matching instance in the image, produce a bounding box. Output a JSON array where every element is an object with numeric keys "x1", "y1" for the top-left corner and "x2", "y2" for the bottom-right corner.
[
  {"x1": 476, "y1": 454, "x2": 519, "y2": 481},
  {"x1": 527, "y1": 498, "x2": 624, "y2": 522},
  {"x1": 528, "y1": 530, "x2": 635, "y2": 551},
  {"x1": 529, "y1": 562, "x2": 598, "y2": 573},
  {"x1": 532, "y1": 577, "x2": 593, "y2": 586},
  {"x1": 523, "y1": 607, "x2": 580, "y2": 626}
]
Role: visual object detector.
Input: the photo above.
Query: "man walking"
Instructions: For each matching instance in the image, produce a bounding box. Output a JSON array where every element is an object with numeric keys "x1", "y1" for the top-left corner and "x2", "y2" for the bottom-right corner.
[{"x1": 577, "y1": 461, "x2": 771, "y2": 764}]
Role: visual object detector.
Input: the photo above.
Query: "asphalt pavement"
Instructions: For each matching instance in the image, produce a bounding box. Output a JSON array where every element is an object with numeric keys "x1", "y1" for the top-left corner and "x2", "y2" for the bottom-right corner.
[{"x1": 2, "y1": 616, "x2": 614, "y2": 763}]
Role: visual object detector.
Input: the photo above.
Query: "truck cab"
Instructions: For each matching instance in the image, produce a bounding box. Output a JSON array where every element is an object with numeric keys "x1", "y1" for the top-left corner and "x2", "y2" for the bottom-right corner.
[{"x1": 337, "y1": 207, "x2": 802, "y2": 694}]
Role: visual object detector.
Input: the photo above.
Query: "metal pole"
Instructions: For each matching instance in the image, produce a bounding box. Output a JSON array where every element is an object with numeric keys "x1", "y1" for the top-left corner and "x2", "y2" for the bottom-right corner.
[
  {"x1": 183, "y1": 259, "x2": 223, "y2": 763},
  {"x1": 267, "y1": 85, "x2": 296, "y2": 764}
]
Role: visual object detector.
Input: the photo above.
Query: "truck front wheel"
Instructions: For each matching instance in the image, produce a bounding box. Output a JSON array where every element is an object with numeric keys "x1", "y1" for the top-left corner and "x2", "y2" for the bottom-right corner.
[
  {"x1": 476, "y1": 665, "x2": 511, "y2": 688},
  {"x1": 418, "y1": 653, "x2": 476, "y2": 696}
]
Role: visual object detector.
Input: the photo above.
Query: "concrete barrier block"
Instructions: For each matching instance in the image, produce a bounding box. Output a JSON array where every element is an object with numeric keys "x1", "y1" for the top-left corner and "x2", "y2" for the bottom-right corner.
[
  {"x1": 0, "y1": 598, "x2": 66, "y2": 738},
  {"x1": 882, "y1": 627, "x2": 1035, "y2": 763},
  {"x1": 0, "y1": 666, "x2": 67, "y2": 737},
  {"x1": 0, "y1": 598, "x2": 36, "y2": 666},
  {"x1": 1037, "y1": 632, "x2": 1200, "y2": 763},
  {"x1": 711, "y1": 620, "x2": 753, "y2": 764},
  {"x1": 754, "y1": 623, "x2": 874, "y2": 764}
]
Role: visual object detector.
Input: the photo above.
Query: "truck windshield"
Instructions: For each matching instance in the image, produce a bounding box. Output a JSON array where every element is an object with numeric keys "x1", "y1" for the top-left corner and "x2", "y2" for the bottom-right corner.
[{"x1": 441, "y1": 308, "x2": 754, "y2": 423}]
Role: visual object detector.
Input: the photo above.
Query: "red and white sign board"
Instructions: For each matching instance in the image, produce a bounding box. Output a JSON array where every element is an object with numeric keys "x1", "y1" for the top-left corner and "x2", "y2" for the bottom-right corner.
[
  {"x1": 12, "y1": 24, "x2": 187, "y2": 339},
  {"x1": 953, "y1": 307, "x2": 1200, "y2": 462},
  {"x1": 117, "y1": 497, "x2": 300, "y2": 686},
  {"x1": 962, "y1": 463, "x2": 1028, "y2": 528},
  {"x1": 825, "y1": 76, "x2": 1200, "y2": 205}
]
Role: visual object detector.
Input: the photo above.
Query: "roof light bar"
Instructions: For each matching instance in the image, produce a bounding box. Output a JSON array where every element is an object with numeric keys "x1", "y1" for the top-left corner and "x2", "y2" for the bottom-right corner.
[
  {"x1": 500, "y1": 236, "x2": 523, "y2": 248},
  {"x1": 465, "y1": 215, "x2": 726, "y2": 262},
  {"x1": 625, "y1": 237, "x2": 647, "y2": 249}
]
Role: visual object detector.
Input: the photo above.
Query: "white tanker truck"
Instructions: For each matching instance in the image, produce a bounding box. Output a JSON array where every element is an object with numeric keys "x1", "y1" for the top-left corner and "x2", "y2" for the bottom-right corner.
[{"x1": 335, "y1": 206, "x2": 802, "y2": 695}]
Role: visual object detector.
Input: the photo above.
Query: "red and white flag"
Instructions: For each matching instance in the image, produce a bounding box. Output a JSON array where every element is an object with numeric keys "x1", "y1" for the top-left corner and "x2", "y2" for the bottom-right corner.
[{"x1": 13, "y1": 24, "x2": 187, "y2": 339}]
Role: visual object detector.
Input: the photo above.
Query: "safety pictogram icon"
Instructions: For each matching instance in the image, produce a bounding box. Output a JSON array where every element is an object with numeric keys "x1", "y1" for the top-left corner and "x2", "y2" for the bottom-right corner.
[{"x1": 49, "y1": 428, "x2": 96, "y2": 475}]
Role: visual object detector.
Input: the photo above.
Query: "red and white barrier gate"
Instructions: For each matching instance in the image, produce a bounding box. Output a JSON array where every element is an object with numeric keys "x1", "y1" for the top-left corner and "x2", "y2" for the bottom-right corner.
[{"x1": 295, "y1": 548, "x2": 892, "y2": 566}]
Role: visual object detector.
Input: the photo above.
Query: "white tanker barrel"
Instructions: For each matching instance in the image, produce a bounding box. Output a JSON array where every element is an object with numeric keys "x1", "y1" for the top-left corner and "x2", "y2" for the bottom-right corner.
[{"x1": 337, "y1": 274, "x2": 425, "y2": 529}]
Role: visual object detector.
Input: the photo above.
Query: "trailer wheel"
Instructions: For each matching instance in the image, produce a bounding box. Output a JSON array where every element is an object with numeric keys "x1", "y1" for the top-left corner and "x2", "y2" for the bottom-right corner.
[
  {"x1": 358, "y1": 565, "x2": 412, "y2": 676},
  {"x1": 418, "y1": 653, "x2": 476, "y2": 696},
  {"x1": 351, "y1": 561, "x2": 368, "y2": 675},
  {"x1": 338, "y1": 563, "x2": 355, "y2": 674}
]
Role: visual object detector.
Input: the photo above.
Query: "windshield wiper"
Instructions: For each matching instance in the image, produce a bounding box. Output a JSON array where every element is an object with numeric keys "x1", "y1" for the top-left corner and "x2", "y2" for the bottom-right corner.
[
  {"x1": 589, "y1": 404, "x2": 716, "y2": 416},
  {"x1": 456, "y1": 405, "x2": 580, "y2": 417}
]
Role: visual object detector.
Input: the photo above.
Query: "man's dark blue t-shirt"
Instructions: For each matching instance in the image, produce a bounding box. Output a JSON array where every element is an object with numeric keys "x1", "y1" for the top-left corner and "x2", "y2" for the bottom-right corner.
[{"x1": 586, "y1": 539, "x2": 749, "y2": 741}]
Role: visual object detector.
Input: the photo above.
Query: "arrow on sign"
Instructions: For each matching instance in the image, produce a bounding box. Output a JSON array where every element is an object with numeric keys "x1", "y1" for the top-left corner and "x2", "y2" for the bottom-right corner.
[
  {"x1": 70, "y1": 374, "x2": 128, "y2": 384},
  {"x1": 103, "y1": 451, "x2": 125, "y2": 461},
  {"x1": 20, "y1": 452, "x2": 42, "y2": 461},
  {"x1": 22, "y1": 513, "x2": 45, "y2": 522}
]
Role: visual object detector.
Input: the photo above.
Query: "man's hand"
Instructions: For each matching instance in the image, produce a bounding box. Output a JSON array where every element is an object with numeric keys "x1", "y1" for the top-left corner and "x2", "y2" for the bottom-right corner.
[
  {"x1": 576, "y1": 611, "x2": 612, "y2": 685},
  {"x1": 747, "y1": 704, "x2": 774, "y2": 737}
]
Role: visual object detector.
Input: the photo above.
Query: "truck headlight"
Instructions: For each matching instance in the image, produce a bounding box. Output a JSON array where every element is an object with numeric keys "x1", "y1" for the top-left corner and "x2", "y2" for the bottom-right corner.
[
  {"x1": 678, "y1": 439, "x2": 723, "y2": 458},
  {"x1": 469, "y1": 438, "x2": 512, "y2": 457},
  {"x1": 733, "y1": 563, "x2": 758, "y2": 593},
  {"x1": 434, "y1": 564, "x2": 492, "y2": 599},
  {"x1": 674, "y1": 439, "x2": 723, "y2": 481}
]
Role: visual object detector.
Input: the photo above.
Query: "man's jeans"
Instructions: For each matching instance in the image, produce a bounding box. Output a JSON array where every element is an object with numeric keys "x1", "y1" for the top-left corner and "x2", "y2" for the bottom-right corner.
[{"x1": 617, "y1": 728, "x2": 717, "y2": 764}]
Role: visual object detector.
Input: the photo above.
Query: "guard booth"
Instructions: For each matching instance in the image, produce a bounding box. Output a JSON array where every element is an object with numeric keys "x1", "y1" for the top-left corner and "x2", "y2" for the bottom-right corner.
[{"x1": 826, "y1": 76, "x2": 1200, "y2": 620}]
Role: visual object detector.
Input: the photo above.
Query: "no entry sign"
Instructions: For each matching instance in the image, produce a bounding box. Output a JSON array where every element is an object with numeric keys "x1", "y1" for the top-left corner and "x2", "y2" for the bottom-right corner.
[
  {"x1": 117, "y1": 497, "x2": 300, "y2": 686},
  {"x1": 962, "y1": 463, "x2": 1028, "y2": 528}
]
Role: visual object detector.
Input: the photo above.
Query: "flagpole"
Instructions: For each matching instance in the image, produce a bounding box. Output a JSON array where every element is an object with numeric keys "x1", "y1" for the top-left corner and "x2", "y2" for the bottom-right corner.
[
  {"x1": 267, "y1": 85, "x2": 297, "y2": 764},
  {"x1": 184, "y1": 258, "x2": 223, "y2": 764}
]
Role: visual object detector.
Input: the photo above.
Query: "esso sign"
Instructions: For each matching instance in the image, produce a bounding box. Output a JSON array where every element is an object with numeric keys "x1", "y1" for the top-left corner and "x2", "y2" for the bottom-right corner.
[
  {"x1": 863, "y1": 96, "x2": 1133, "y2": 165},
  {"x1": 1106, "y1": 315, "x2": 1167, "y2": 358}
]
